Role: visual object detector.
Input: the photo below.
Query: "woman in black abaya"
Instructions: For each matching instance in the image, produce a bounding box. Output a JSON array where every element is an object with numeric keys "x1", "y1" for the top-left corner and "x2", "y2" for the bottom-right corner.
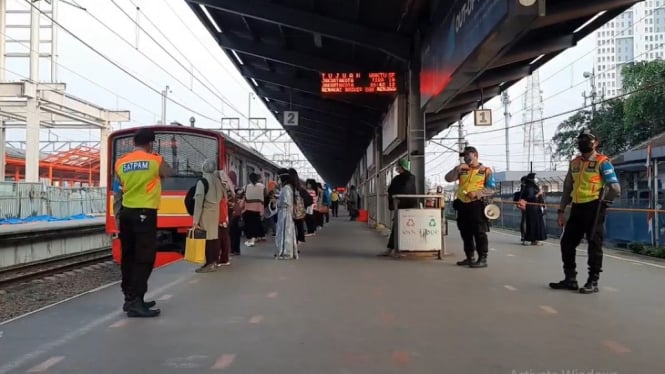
[{"x1": 517, "y1": 173, "x2": 547, "y2": 245}]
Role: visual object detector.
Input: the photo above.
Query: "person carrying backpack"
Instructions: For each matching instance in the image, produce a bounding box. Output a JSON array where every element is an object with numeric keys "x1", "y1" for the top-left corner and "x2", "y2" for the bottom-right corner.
[{"x1": 288, "y1": 168, "x2": 311, "y2": 244}]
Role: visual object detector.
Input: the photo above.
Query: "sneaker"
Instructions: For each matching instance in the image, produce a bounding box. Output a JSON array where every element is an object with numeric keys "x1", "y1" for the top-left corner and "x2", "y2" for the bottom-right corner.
[
  {"x1": 195, "y1": 264, "x2": 217, "y2": 273},
  {"x1": 549, "y1": 279, "x2": 579, "y2": 290},
  {"x1": 215, "y1": 262, "x2": 231, "y2": 268},
  {"x1": 579, "y1": 280, "x2": 599, "y2": 294}
]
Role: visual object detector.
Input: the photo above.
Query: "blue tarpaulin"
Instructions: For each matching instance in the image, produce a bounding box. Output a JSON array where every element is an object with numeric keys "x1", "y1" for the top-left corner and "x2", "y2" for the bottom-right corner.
[{"x1": 0, "y1": 214, "x2": 94, "y2": 225}]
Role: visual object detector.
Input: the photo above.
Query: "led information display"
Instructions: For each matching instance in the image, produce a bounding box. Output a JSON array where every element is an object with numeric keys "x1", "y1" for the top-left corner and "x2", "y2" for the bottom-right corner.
[{"x1": 321, "y1": 72, "x2": 398, "y2": 94}]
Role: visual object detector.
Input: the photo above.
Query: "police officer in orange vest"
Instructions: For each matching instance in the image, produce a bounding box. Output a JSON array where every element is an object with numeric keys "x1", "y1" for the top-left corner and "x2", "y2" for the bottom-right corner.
[
  {"x1": 114, "y1": 128, "x2": 174, "y2": 317},
  {"x1": 445, "y1": 146, "x2": 497, "y2": 268},
  {"x1": 550, "y1": 129, "x2": 620, "y2": 294}
]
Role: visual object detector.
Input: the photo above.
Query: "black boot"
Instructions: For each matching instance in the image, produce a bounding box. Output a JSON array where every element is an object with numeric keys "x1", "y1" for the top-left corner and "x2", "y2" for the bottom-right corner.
[
  {"x1": 125, "y1": 298, "x2": 160, "y2": 317},
  {"x1": 123, "y1": 296, "x2": 156, "y2": 312},
  {"x1": 579, "y1": 274, "x2": 599, "y2": 294},
  {"x1": 549, "y1": 273, "x2": 579, "y2": 290},
  {"x1": 456, "y1": 255, "x2": 474, "y2": 266},
  {"x1": 470, "y1": 256, "x2": 487, "y2": 268}
]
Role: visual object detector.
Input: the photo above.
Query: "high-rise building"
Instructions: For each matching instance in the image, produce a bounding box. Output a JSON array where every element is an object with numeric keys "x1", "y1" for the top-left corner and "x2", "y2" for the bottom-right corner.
[{"x1": 595, "y1": 1, "x2": 665, "y2": 98}]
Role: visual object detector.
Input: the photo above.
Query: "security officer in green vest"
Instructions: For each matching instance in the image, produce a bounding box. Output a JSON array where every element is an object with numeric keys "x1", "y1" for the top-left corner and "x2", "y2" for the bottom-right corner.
[
  {"x1": 550, "y1": 129, "x2": 620, "y2": 294},
  {"x1": 114, "y1": 128, "x2": 174, "y2": 317},
  {"x1": 445, "y1": 146, "x2": 497, "y2": 268}
]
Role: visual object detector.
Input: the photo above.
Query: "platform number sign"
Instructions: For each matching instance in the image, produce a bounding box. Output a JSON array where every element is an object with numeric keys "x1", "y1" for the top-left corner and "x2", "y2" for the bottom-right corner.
[
  {"x1": 283, "y1": 111, "x2": 299, "y2": 127},
  {"x1": 474, "y1": 109, "x2": 492, "y2": 126}
]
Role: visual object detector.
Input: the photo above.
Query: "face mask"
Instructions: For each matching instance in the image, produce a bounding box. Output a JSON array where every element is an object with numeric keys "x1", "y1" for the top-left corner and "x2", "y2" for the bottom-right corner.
[
  {"x1": 463, "y1": 155, "x2": 473, "y2": 165},
  {"x1": 577, "y1": 140, "x2": 593, "y2": 153}
]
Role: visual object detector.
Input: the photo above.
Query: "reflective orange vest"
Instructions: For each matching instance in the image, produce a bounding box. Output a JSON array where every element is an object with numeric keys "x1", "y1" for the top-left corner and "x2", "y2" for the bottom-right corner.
[
  {"x1": 456, "y1": 165, "x2": 490, "y2": 203},
  {"x1": 115, "y1": 150, "x2": 163, "y2": 209},
  {"x1": 569, "y1": 153, "x2": 608, "y2": 204}
]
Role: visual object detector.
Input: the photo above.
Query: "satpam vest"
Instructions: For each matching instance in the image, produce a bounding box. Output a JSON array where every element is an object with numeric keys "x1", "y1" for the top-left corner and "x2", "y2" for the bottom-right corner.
[
  {"x1": 456, "y1": 165, "x2": 489, "y2": 203},
  {"x1": 115, "y1": 150, "x2": 163, "y2": 209},
  {"x1": 570, "y1": 154, "x2": 608, "y2": 204}
]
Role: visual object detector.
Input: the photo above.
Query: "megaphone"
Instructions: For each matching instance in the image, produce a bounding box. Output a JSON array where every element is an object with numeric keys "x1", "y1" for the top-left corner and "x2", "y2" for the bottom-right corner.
[{"x1": 484, "y1": 204, "x2": 501, "y2": 220}]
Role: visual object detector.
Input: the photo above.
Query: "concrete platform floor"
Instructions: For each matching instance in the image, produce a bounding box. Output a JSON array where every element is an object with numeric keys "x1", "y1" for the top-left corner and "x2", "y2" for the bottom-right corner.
[{"x1": 1, "y1": 215, "x2": 664, "y2": 373}]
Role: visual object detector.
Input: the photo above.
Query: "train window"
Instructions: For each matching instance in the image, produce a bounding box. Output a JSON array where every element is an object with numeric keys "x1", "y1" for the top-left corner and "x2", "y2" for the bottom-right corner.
[{"x1": 111, "y1": 132, "x2": 219, "y2": 191}]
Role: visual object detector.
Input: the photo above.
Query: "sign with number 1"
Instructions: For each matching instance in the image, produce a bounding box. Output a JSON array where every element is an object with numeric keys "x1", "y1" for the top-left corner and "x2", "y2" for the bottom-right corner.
[{"x1": 474, "y1": 109, "x2": 492, "y2": 126}]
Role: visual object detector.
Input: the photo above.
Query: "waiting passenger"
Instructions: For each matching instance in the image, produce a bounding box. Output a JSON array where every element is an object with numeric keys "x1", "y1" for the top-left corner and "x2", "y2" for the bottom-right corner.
[
  {"x1": 305, "y1": 179, "x2": 318, "y2": 235},
  {"x1": 289, "y1": 168, "x2": 311, "y2": 244},
  {"x1": 516, "y1": 173, "x2": 547, "y2": 245},
  {"x1": 347, "y1": 186, "x2": 358, "y2": 220},
  {"x1": 381, "y1": 158, "x2": 417, "y2": 257},
  {"x1": 192, "y1": 159, "x2": 225, "y2": 273},
  {"x1": 275, "y1": 168, "x2": 298, "y2": 259},
  {"x1": 243, "y1": 173, "x2": 266, "y2": 247},
  {"x1": 216, "y1": 169, "x2": 235, "y2": 267},
  {"x1": 229, "y1": 189, "x2": 245, "y2": 256},
  {"x1": 263, "y1": 190, "x2": 277, "y2": 237}
]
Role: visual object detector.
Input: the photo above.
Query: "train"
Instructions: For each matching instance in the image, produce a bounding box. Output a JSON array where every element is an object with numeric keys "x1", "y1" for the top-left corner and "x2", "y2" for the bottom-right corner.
[{"x1": 105, "y1": 124, "x2": 282, "y2": 266}]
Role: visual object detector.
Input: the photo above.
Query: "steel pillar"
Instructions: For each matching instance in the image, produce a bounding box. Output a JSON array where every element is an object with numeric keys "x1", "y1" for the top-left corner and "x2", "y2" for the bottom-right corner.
[
  {"x1": 407, "y1": 31, "x2": 425, "y2": 194},
  {"x1": 51, "y1": 0, "x2": 58, "y2": 82},
  {"x1": 99, "y1": 124, "x2": 110, "y2": 187},
  {"x1": 0, "y1": 0, "x2": 5, "y2": 181},
  {"x1": 0, "y1": 122, "x2": 5, "y2": 181},
  {"x1": 0, "y1": 0, "x2": 6, "y2": 82},
  {"x1": 374, "y1": 127, "x2": 383, "y2": 225},
  {"x1": 25, "y1": 1, "x2": 41, "y2": 182}
]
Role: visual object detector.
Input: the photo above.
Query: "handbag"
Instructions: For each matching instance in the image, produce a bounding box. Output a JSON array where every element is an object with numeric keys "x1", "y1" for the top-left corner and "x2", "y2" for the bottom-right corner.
[
  {"x1": 184, "y1": 228, "x2": 206, "y2": 264},
  {"x1": 319, "y1": 205, "x2": 329, "y2": 214}
]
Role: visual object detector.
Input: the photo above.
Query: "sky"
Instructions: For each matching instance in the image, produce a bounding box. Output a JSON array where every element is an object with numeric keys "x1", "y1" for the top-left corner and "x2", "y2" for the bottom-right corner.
[
  {"x1": 2, "y1": 0, "x2": 608, "y2": 185},
  {"x1": 3, "y1": 0, "x2": 323, "y2": 181}
]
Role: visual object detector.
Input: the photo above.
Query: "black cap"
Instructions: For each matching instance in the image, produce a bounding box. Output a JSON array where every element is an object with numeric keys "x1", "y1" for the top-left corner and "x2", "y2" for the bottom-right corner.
[
  {"x1": 459, "y1": 146, "x2": 478, "y2": 157},
  {"x1": 134, "y1": 128, "x2": 156, "y2": 146},
  {"x1": 577, "y1": 128, "x2": 596, "y2": 140}
]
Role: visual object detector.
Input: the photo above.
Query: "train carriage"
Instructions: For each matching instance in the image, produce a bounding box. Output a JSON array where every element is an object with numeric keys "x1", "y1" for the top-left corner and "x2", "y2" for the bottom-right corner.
[{"x1": 106, "y1": 124, "x2": 281, "y2": 267}]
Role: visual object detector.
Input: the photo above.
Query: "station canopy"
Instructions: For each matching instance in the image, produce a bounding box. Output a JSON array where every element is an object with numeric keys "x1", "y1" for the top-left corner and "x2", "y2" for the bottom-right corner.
[{"x1": 187, "y1": 0, "x2": 639, "y2": 186}]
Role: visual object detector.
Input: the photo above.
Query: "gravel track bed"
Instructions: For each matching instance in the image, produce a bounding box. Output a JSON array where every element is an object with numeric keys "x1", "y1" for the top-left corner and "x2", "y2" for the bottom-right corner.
[{"x1": 0, "y1": 261, "x2": 121, "y2": 324}]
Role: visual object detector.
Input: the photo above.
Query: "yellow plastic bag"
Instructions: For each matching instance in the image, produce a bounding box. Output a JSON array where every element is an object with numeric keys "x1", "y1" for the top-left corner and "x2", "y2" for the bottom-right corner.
[{"x1": 184, "y1": 229, "x2": 206, "y2": 264}]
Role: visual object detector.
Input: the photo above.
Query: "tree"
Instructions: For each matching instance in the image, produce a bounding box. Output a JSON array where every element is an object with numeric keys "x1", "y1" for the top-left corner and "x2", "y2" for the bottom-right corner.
[
  {"x1": 551, "y1": 60, "x2": 665, "y2": 159},
  {"x1": 622, "y1": 61, "x2": 665, "y2": 144},
  {"x1": 591, "y1": 98, "x2": 628, "y2": 156},
  {"x1": 552, "y1": 110, "x2": 589, "y2": 160}
]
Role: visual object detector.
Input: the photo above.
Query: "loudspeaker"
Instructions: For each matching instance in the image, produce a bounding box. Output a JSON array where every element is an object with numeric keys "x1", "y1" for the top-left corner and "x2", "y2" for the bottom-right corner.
[{"x1": 484, "y1": 204, "x2": 501, "y2": 220}]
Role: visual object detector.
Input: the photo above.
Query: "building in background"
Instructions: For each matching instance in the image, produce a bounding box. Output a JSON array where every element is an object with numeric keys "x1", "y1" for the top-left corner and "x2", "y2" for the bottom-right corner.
[{"x1": 595, "y1": 1, "x2": 665, "y2": 98}]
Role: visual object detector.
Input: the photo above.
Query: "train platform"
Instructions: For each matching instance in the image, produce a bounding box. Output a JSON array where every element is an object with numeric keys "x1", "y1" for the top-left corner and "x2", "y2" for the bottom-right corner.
[{"x1": 1, "y1": 217, "x2": 664, "y2": 373}]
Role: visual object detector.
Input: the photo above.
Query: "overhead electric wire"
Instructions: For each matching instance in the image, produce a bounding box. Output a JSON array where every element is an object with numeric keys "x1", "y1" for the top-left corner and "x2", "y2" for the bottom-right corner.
[
  {"x1": 108, "y1": 0, "x2": 248, "y2": 119},
  {"x1": 0, "y1": 29, "x2": 160, "y2": 120},
  {"x1": 21, "y1": 0, "x2": 273, "y2": 149},
  {"x1": 160, "y1": 0, "x2": 249, "y2": 90},
  {"x1": 71, "y1": 2, "x2": 231, "y2": 122}
]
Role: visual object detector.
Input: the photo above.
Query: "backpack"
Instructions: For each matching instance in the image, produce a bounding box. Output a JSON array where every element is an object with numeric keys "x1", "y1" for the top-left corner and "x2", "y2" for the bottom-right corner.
[
  {"x1": 185, "y1": 178, "x2": 209, "y2": 216},
  {"x1": 293, "y1": 189, "x2": 306, "y2": 220},
  {"x1": 301, "y1": 188, "x2": 313, "y2": 207}
]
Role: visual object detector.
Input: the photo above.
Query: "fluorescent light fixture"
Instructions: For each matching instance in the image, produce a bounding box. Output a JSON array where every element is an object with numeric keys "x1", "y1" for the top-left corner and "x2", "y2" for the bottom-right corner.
[
  {"x1": 529, "y1": 54, "x2": 545, "y2": 65},
  {"x1": 199, "y1": 4, "x2": 222, "y2": 33},
  {"x1": 251, "y1": 78, "x2": 258, "y2": 87},
  {"x1": 265, "y1": 98, "x2": 271, "y2": 102},
  {"x1": 574, "y1": 11, "x2": 606, "y2": 34},
  {"x1": 231, "y1": 50, "x2": 244, "y2": 65}
]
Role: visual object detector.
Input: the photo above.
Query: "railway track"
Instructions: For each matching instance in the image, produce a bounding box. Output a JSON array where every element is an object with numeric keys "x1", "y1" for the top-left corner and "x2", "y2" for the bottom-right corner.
[{"x1": 0, "y1": 248, "x2": 113, "y2": 289}]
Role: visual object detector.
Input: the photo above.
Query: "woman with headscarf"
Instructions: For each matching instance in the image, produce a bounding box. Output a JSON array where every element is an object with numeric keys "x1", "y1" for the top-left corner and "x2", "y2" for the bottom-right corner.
[
  {"x1": 192, "y1": 158, "x2": 225, "y2": 273},
  {"x1": 275, "y1": 168, "x2": 298, "y2": 259},
  {"x1": 517, "y1": 173, "x2": 547, "y2": 245},
  {"x1": 288, "y1": 168, "x2": 309, "y2": 245}
]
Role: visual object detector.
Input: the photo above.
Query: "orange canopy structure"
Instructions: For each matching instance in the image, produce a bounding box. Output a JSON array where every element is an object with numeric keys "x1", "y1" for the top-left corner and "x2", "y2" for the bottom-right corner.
[{"x1": 4, "y1": 145, "x2": 100, "y2": 186}]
